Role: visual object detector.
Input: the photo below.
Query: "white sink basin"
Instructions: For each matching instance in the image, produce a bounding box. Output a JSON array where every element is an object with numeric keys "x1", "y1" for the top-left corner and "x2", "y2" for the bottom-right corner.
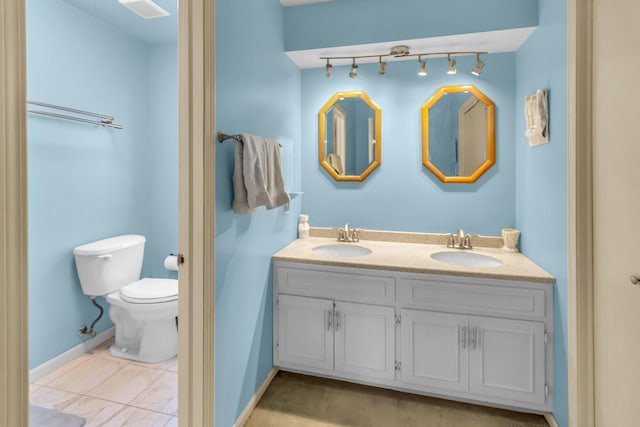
[
  {"x1": 431, "y1": 251, "x2": 502, "y2": 267},
  {"x1": 312, "y1": 244, "x2": 372, "y2": 258}
]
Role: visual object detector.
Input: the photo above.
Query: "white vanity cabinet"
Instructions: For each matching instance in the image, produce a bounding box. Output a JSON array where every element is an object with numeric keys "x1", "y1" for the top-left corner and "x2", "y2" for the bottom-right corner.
[
  {"x1": 467, "y1": 315, "x2": 546, "y2": 404},
  {"x1": 277, "y1": 295, "x2": 396, "y2": 379},
  {"x1": 401, "y1": 310, "x2": 546, "y2": 405},
  {"x1": 275, "y1": 266, "x2": 396, "y2": 381},
  {"x1": 273, "y1": 261, "x2": 553, "y2": 413},
  {"x1": 277, "y1": 294, "x2": 334, "y2": 371},
  {"x1": 400, "y1": 310, "x2": 470, "y2": 392},
  {"x1": 333, "y1": 301, "x2": 395, "y2": 380}
]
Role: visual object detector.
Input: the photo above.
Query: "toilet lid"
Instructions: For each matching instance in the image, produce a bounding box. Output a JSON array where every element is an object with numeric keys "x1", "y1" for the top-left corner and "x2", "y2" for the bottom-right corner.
[{"x1": 120, "y1": 278, "x2": 178, "y2": 304}]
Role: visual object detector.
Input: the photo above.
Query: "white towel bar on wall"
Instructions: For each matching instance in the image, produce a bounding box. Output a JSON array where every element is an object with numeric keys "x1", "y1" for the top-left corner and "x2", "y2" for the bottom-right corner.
[{"x1": 27, "y1": 100, "x2": 123, "y2": 129}]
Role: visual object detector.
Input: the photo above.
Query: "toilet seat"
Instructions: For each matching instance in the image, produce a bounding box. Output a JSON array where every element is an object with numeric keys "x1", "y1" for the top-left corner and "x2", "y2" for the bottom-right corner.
[{"x1": 120, "y1": 278, "x2": 178, "y2": 304}]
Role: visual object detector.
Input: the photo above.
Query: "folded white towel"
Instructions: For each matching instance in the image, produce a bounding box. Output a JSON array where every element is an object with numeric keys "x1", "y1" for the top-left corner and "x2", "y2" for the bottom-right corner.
[{"x1": 232, "y1": 133, "x2": 290, "y2": 214}]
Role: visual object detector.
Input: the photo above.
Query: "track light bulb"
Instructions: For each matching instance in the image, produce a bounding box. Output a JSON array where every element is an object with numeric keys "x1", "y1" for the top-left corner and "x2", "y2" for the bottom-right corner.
[
  {"x1": 378, "y1": 57, "x2": 387, "y2": 76},
  {"x1": 349, "y1": 59, "x2": 358, "y2": 78},
  {"x1": 447, "y1": 54, "x2": 457, "y2": 75},
  {"x1": 418, "y1": 57, "x2": 427, "y2": 76},
  {"x1": 325, "y1": 60, "x2": 333, "y2": 78},
  {"x1": 471, "y1": 54, "x2": 485, "y2": 76}
]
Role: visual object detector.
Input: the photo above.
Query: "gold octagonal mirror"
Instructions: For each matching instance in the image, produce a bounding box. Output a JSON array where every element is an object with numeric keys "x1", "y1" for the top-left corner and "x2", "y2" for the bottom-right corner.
[
  {"x1": 319, "y1": 91, "x2": 381, "y2": 182},
  {"x1": 421, "y1": 85, "x2": 495, "y2": 183}
]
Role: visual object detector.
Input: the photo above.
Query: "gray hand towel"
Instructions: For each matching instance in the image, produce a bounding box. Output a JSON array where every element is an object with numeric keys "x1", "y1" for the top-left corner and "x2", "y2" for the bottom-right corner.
[
  {"x1": 232, "y1": 134, "x2": 290, "y2": 214},
  {"x1": 232, "y1": 139, "x2": 253, "y2": 214}
]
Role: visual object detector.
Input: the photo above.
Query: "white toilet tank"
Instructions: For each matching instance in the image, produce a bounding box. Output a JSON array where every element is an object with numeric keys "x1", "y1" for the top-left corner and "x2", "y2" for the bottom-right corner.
[{"x1": 74, "y1": 235, "x2": 145, "y2": 297}]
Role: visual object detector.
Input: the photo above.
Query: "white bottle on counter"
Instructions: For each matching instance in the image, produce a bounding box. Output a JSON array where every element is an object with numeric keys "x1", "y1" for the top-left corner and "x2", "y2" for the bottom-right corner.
[{"x1": 298, "y1": 214, "x2": 309, "y2": 239}]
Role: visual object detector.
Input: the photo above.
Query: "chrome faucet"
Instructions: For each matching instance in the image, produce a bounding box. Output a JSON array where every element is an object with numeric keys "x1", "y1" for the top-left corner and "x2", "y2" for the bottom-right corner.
[
  {"x1": 447, "y1": 229, "x2": 472, "y2": 249},
  {"x1": 337, "y1": 223, "x2": 359, "y2": 243}
]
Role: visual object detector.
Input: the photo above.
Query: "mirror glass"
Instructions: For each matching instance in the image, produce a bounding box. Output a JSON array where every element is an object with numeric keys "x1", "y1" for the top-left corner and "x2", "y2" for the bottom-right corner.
[
  {"x1": 319, "y1": 91, "x2": 381, "y2": 182},
  {"x1": 421, "y1": 85, "x2": 495, "y2": 183}
]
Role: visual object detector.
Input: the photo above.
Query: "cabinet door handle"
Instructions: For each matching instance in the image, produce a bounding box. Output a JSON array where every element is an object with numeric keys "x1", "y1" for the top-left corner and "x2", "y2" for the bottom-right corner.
[
  {"x1": 471, "y1": 327, "x2": 477, "y2": 349},
  {"x1": 461, "y1": 326, "x2": 467, "y2": 349},
  {"x1": 327, "y1": 310, "x2": 332, "y2": 331},
  {"x1": 334, "y1": 309, "x2": 341, "y2": 331}
]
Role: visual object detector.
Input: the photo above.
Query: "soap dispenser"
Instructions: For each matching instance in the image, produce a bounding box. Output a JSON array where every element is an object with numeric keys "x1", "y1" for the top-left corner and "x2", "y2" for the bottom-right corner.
[{"x1": 298, "y1": 214, "x2": 310, "y2": 239}]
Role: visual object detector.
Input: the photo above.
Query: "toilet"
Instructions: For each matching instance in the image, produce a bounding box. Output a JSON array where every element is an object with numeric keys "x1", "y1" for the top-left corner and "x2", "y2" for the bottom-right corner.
[{"x1": 73, "y1": 234, "x2": 178, "y2": 363}]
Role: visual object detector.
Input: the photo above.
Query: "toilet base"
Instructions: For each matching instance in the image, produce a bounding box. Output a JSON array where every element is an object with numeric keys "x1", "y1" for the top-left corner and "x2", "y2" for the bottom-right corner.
[
  {"x1": 109, "y1": 316, "x2": 177, "y2": 363},
  {"x1": 108, "y1": 296, "x2": 178, "y2": 363}
]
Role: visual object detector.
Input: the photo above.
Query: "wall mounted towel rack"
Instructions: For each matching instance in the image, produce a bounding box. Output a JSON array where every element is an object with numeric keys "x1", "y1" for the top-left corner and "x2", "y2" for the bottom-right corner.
[
  {"x1": 27, "y1": 100, "x2": 123, "y2": 129},
  {"x1": 217, "y1": 131, "x2": 282, "y2": 147}
]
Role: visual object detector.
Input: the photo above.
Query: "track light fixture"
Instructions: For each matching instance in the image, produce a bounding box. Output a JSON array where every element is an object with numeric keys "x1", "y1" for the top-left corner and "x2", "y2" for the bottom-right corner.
[
  {"x1": 447, "y1": 54, "x2": 457, "y2": 75},
  {"x1": 378, "y1": 56, "x2": 387, "y2": 76},
  {"x1": 349, "y1": 58, "x2": 358, "y2": 79},
  {"x1": 325, "y1": 59, "x2": 333, "y2": 78},
  {"x1": 418, "y1": 56, "x2": 427, "y2": 76},
  {"x1": 471, "y1": 54, "x2": 485, "y2": 76},
  {"x1": 319, "y1": 46, "x2": 487, "y2": 79}
]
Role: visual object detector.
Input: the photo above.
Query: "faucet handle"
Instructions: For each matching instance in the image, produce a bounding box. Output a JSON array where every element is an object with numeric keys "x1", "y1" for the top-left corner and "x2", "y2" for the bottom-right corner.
[
  {"x1": 446, "y1": 233, "x2": 455, "y2": 248},
  {"x1": 463, "y1": 234, "x2": 473, "y2": 249},
  {"x1": 351, "y1": 228, "x2": 359, "y2": 243}
]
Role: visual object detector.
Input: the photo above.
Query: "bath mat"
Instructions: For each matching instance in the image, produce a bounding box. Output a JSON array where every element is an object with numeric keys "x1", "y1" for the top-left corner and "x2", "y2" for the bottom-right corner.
[{"x1": 29, "y1": 405, "x2": 86, "y2": 427}]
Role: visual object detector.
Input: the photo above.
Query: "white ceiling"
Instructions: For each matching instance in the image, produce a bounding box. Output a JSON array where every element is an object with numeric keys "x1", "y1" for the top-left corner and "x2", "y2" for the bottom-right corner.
[
  {"x1": 280, "y1": 0, "x2": 335, "y2": 6},
  {"x1": 285, "y1": 27, "x2": 537, "y2": 69},
  {"x1": 60, "y1": 0, "x2": 177, "y2": 44}
]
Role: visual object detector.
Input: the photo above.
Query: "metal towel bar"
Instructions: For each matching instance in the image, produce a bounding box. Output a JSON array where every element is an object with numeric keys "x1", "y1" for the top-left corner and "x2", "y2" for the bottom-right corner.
[
  {"x1": 217, "y1": 131, "x2": 281, "y2": 147},
  {"x1": 27, "y1": 100, "x2": 123, "y2": 129}
]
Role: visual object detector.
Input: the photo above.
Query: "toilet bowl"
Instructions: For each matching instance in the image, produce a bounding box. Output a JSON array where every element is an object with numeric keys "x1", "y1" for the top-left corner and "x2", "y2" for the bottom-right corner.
[{"x1": 73, "y1": 235, "x2": 178, "y2": 363}]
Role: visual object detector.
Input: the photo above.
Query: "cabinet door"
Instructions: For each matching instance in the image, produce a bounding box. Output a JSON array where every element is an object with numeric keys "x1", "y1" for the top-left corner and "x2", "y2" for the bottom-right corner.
[
  {"x1": 468, "y1": 316, "x2": 546, "y2": 405},
  {"x1": 277, "y1": 294, "x2": 334, "y2": 371},
  {"x1": 334, "y1": 302, "x2": 395, "y2": 380},
  {"x1": 401, "y1": 309, "x2": 469, "y2": 392}
]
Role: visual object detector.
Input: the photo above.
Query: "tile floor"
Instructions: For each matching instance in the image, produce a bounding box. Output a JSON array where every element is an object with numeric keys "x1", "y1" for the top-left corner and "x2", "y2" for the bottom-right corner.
[{"x1": 30, "y1": 337, "x2": 177, "y2": 427}]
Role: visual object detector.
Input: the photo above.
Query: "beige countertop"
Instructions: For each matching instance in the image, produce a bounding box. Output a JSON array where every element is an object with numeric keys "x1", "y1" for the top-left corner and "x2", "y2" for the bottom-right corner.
[{"x1": 272, "y1": 237, "x2": 555, "y2": 284}]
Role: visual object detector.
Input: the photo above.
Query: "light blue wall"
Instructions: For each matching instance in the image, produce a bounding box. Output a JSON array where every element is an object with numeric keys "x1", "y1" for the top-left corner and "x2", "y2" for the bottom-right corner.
[
  {"x1": 27, "y1": 0, "x2": 177, "y2": 368},
  {"x1": 147, "y1": 42, "x2": 178, "y2": 279},
  {"x1": 301, "y1": 54, "x2": 516, "y2": 235},
  {"x1": 295, "y1": 2, "x2": 568, "y2": 423},
  {"x1": 515, "y1": 0, "x2": 568, "y2": 425},
  {"x1": 284, "y1": 0, "x2": 538, "y2": 51},
  {"x1": 214, "y1": 0, "x2": 301, "y2": 426}
]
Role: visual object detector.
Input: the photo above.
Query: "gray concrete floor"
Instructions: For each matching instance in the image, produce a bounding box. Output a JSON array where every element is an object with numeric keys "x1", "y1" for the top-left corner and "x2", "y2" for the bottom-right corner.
[{"x1": 245, "y1": 372, "x2": 549, "y2": 427}]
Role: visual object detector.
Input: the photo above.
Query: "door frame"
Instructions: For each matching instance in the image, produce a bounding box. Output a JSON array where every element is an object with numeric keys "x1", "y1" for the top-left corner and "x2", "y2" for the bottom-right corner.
[
  {"x1": 0, "y1": 0, "x2": 216, "y2": 425},
  {"x1": 0, "y1": 1, "x2": 29, "y2": 425},
  {"x1": 1, "y1": 0, "x2": 596, "y2": 426},
  {"x1": 177, "y1": 0, "x2": 215, "y2": 425},
  {"x1": 568, "y1": 0, "x2": 595, "y2": 425}
]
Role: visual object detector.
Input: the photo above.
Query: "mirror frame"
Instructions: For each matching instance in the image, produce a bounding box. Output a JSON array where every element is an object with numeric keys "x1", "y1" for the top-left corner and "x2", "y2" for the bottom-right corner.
[
  {"x1": 318, "y1": 91, "x2": 382, "y2": 182},
  {"x1": 421, "y1": 84, "x2": 495, "y2": 183}
]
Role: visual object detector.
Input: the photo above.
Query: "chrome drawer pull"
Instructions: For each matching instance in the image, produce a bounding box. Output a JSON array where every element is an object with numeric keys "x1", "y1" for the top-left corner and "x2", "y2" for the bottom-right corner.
[
  {"x1": 461, "y1": 326, "x2": 467, "y2": 349},
  {"x1": 472, "y1": 327, "x2": 477, "y2": 349}
]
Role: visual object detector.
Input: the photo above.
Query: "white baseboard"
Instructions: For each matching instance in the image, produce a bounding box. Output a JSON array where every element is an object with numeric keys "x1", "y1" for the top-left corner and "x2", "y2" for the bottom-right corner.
[
  {"x1": 233, "y1": 367, "x2": 279, "y2": 427},
  {"x1": 544, "y1": 412, "x2": 560, "y2": 427},
  {"x1": 29, "y1": 327, "x2": 115, "y2": 383}
]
